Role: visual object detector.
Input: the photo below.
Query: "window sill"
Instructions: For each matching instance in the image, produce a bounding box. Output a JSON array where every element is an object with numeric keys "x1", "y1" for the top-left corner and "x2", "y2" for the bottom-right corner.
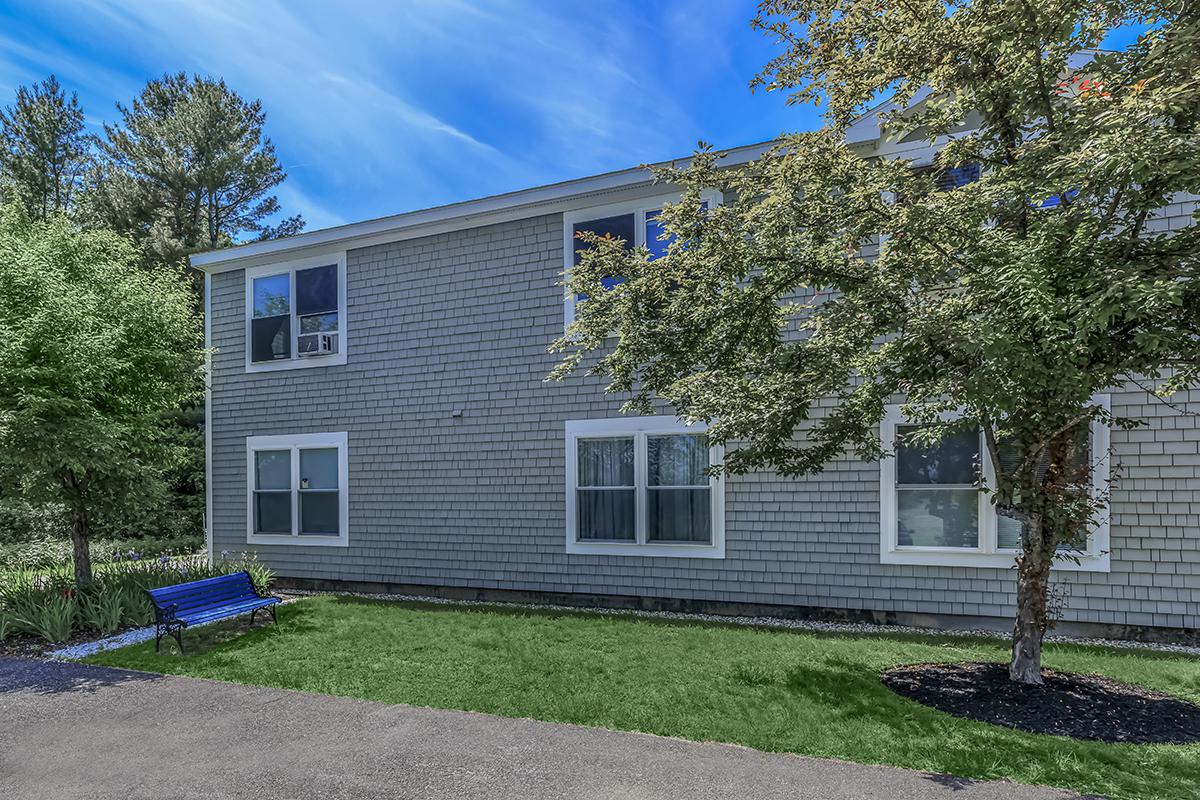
[
  {"x1": 247, "y1": 532, "x2": 349, "y2": 547},
  {"x1": 880, "y1": 548, "x2": 1110, "y2": 572},
  {"x1": 246, "y1": 352, "x2": 347, "y2": 374},
  {"x1": 566, "y1": 539, "x2": 725, "y2": 559}
]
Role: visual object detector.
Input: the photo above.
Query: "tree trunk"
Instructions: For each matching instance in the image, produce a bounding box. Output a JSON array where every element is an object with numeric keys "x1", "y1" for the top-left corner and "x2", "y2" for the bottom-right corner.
[
  {"x1": 70, "y1": 508, "x2": 94, "y2": 590},
  {"x1": 1010, "y1": 517, "x2": 1054, "y2": 684}
]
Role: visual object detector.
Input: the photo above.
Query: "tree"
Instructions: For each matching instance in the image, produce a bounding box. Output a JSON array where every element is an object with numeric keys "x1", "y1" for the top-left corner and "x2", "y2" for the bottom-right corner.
[
  {"x1": 86, "y1": 72, "x2": 303, "y2": 270},
  {"x1": 553, "y1": 2, "x2": 1200, "y2": 684},
  {"x1": 0, "y1": 209, "x2": 202, "y2": 588},
  {"x1": 0, "y1": 75, "x2": 89, "y2": 220}
]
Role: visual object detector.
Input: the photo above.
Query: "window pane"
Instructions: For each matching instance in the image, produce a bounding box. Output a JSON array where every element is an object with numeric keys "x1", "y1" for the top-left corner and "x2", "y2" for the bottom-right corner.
[
  {"x1": 648, "y1": 488, "x2": 710, "y2": 543},
  {"x1": 251, "y1": 315, "x2": 291, "y2": 362},
  {"x1": 996, "y1": 426, "x2": 1090, "y2": 483},
  {"x1": 255, "y1": 450, "x2": 290, "y2": 490},
  {"x1": 253, "y1": 274, "x2": 290, "y2": 318},
  {"x1": 296, "y1": 264, "x2": 338, "y2": 316},
  {"x1": 897, "y1": 488, "x2": 979, "y2": 547},
  {"x1": 645, "y1": 210, "x2": 671, "y2": 260},
  {"x1": 996, "y1": 424, "x2": 1092, "y2": 552},
  {"x1": 648, "y1": 434, "x2": 708, "y2": 486},
  {"x1": 300, "y1": 312, "x2": 338, "y2": 333},
  {"x1": 572, "y1": 213, "x2": 635, "y2": 266},
  {"x1": 997, "y1": 515, "x2": 1089, "y2": 552},
  {"x1": 577, "y1": 488, "x2": 635, "y2": 540},
  {"x1": 255, "y1": 492, "x2": 291, "y2": 534},
  {"x1": 896, "y1": 426, "x2": 978, "y2": 485},
  {"x1": 938, "y1": 163, "x2": 981, "y2": 190},
  {"x1": 300, "y1": 491, "x2": 339, "y2": 535},
  {"x1": 997, "y1": 515, "x2": 1022, "y2": 550},
  {"x1": 577, "y1": 438, "x2": 634, "y2": 486},
  {"x1": 300, "y1": 448, "x2": 338, "y2": 490}
]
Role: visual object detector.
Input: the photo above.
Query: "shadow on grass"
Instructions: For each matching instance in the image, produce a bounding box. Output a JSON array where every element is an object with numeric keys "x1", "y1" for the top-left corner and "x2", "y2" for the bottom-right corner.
[
  {"x1": 147, "y1": 601, "x2": 320, "y2": 659},
  {"x1": 0, "y1": 655, "x2": 160, "y2": 696}
]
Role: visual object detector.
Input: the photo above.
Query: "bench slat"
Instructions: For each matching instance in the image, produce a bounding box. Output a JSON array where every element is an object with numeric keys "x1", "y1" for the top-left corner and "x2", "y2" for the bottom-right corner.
[
  {"x1": 178, "y1": 597, "x2": 278, "y2": 627},
  {"x1": 146, "y1": 571, "x2": 268, "y2": 619}
]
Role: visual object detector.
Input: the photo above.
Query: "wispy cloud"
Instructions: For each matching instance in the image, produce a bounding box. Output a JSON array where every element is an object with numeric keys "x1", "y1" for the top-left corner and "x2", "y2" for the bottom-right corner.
[{"x1": 0, "y1": 0, "x2": 802, "y2": 234}]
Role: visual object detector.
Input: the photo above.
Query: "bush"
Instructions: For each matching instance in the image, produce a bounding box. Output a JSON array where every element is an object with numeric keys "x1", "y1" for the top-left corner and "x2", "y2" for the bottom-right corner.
[
  {"x1": 0, "y1": 550, "x2": 274, "y2": 644},
  {"x1": 0, "y1": 533, "x2": 203, "y2": 572},
  {"x1": 0, "y1": 497, "x2": 70, "y2": 544}
]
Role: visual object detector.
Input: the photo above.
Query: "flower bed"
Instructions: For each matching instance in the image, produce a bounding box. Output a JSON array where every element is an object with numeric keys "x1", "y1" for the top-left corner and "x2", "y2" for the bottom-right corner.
[{"x1": 0, "y1": 549, "x2": 272, "y2": 649}]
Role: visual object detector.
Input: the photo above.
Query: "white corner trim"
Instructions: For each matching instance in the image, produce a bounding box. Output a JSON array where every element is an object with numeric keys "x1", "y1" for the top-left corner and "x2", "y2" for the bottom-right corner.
[
  {"x1": 244, "y1": 252, "x2": 348, "y2": 374},
  {"x1": 878, "y1": 398, "x2": 1111, "y2": 572},
  {"x1": 204, "y1": 272, "x2": 213, "y2": 567},
  {"x1": 564, "y1": 416, "x2": 725, "y2": 559},
  {"x1": 562, "y1": 189, "x2": 723, "y2": 328},
  {"x1": 246, "y1": 431, "x2": 350, "y2": 547}
]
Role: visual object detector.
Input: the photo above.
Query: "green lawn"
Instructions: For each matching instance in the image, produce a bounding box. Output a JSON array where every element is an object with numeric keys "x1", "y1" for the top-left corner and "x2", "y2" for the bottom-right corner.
[{"x1": 85, "y1": 595, "x2": 1200, "y2": 799}]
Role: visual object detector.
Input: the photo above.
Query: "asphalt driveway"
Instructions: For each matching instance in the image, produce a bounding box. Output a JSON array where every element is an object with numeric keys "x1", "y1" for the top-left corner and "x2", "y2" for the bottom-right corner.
[{"x1": 0, "y1": 656, "x2": 1085, "y2": 800}]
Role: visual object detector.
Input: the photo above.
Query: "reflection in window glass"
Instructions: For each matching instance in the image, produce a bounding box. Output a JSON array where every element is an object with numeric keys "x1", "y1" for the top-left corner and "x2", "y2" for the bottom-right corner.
[
  {"x1": 253, "y1": 274, "x2": 290, "y2": 318},
  {"x1": 896, "y1": 426, "x2": 978, "y2": 485},
  {"x1": 296, "y1": 264, "x2": 337, "y2": 316},
  {"x1": 897, "y1": 488, "x2": 979, "y2": 548},
  {"x1": 895, "y1": 426, "x2": 979, "y2": 548}
]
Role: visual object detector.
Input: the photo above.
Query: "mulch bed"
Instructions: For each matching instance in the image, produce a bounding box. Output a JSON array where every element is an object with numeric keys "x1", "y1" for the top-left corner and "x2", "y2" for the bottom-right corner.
[{"x1": 882, "y1": 661, "x2": 1200, "y2": 744}]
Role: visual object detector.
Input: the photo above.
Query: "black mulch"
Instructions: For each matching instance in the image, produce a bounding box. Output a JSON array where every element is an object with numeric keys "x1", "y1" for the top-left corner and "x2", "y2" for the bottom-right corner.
[{"x1": 881, "y1": 661, "x2": 1200, "y2": 744}]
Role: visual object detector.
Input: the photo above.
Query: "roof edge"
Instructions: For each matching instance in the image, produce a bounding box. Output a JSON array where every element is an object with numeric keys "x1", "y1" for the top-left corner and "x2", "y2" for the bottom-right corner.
[{"x1": 192, "y1": 139, "x2": 779, "y2": 270}]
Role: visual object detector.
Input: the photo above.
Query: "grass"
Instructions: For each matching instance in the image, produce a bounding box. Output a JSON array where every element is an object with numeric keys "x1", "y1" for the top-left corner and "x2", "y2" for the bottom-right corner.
[{"x1": 85, "y1": 595, "x2": 1200, "y2": 800}]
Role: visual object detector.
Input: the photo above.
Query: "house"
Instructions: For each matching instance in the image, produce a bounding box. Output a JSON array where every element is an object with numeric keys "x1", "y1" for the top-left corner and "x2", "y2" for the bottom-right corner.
[{"x1": 193, "y1": 110, "x2": 1200, "y2": 640}]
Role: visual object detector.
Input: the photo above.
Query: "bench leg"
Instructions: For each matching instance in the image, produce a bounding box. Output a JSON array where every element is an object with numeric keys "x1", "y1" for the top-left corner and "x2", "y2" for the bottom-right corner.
[
  {"x1": 270, "y1": 605, "x2": 278, "y2": 624},
  {"x1": 250, "y1": 608, "x2": 257, "y2": 625},
  {"x1": 172, "y1": 626, "x2": 184, "y2": 655},
  {"x1": 155, "y1": 624, "x2": 163, "y2": 653}
]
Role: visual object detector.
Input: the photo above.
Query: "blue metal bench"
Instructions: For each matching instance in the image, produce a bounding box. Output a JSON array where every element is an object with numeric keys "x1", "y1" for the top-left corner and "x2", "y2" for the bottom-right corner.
[{"x1": 145, "y1": 571, "x2": 279, "y2": 653}]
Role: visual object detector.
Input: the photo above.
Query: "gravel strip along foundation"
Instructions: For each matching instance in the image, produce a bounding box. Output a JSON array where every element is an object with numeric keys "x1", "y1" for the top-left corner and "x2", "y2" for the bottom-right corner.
[{"x1": 288, "y1": 589, "x2": 1200, "y2": 657}]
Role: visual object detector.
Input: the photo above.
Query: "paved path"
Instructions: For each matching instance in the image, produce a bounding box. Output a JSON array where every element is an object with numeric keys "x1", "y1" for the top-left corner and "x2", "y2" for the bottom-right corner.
[{"x1": 0, "y1": 656, "x2": 1084, "y2": 800}]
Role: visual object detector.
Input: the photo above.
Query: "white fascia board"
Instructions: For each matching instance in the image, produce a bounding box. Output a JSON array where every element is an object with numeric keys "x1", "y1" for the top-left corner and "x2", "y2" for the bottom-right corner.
[{"x1": 192, "y1": 140, "x2": 779, "y2": 274}]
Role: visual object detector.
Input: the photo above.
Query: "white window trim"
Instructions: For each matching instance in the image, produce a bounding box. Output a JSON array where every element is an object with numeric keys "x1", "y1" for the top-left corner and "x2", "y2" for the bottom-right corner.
[
  {"x1": 879, "y1": 396, "x2": 1111, "y2": 571},
  {"x1": 246, "y1": 431, "x2": 349, "y2": 547},
  {"x1": 244, "y1": 252, "x2": 348, "y2": 373},
  {"x1": 562, "y1": 190, "x2": 722, "y2": 327},
  {"x1": 565, "y1": 416, "x2": 725, "y2": 558}
]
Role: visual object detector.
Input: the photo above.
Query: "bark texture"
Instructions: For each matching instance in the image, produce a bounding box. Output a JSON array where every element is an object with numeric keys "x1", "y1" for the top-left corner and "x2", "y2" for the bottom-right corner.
[
  {"x1": 70, "y1": 507, "x2": 93, "y2": 590},
  {"x1": 1010, "y1": 520, "x2": 1051, "y2": 684}
]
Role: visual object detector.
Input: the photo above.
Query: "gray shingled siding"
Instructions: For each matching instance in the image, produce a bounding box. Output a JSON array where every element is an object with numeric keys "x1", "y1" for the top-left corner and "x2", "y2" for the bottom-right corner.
[{"x1": 209, "y1": 208, "x2": 1200, "y2": 631}]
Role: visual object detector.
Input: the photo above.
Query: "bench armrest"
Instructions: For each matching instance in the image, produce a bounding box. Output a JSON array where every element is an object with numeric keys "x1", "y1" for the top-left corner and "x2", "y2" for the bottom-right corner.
[{"x1": 153, "y1": 602, "x2": 179, "y2": 624}]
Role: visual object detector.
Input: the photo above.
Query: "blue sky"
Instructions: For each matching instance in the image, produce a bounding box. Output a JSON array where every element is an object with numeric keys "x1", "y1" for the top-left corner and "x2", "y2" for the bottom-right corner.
[{"x1": 0, "y1": 0, "x2": 808, "y2": 232}]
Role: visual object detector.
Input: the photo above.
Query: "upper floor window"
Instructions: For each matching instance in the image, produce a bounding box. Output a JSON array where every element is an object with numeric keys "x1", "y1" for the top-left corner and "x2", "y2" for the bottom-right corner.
[
  {"x1": 245, "y1": 253, "x2": 347, "y2": 373},
  {"x1": 879, "y1": 398, "x2": 1110, "y2": 571},
  {"x1": 565, "y1": 416, "x2": 725, "y2": 558},
  {"x1": 563, "y1": 191, "x2": 721, "y2": 326}
]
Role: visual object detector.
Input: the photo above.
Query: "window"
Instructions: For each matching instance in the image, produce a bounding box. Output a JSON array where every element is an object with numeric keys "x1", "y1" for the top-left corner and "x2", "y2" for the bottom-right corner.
[
  {"x1": 566, "y1": 417, "x2": 724, "y2": 558},
  {"x1": 246, "y1": 432, "x2": 348, "y2": 546},
  {"x1": 879, "y1": 399, "x2": 1110, "y2": 571},
  {"x1": 245, "y1": 254, "x2": 347, "y2": 372},
  {"x1": 563, "y1": 191, "x2": 721, "y2": 326}
]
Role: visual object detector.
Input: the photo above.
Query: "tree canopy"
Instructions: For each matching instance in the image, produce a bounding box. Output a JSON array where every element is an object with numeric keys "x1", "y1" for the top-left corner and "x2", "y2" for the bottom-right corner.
[
  {"x1": 0, "y1": 75, "x2": 88, "y2": 220},
  {"x1": 0, "y1": 211, "x2": 203, "y2": 587},
  {"x1": 553, "y1": 1, "x2": 1199, "y2": 682},
  {"x1": 87, "y1": 72, "x2": 303, "y2": 268}
]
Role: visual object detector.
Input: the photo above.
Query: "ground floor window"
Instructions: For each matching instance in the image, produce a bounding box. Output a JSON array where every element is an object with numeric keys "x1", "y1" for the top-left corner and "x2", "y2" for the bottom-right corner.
[
  {"x1": 566, "y1": 416, "x2": 724, "y2": 558},
  {"x1": 246, "y1": 432, "x2": 349, "y2": 546},
  {"x1": 879, "y1": 400, "x2": 1110, "y2": 571}
]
